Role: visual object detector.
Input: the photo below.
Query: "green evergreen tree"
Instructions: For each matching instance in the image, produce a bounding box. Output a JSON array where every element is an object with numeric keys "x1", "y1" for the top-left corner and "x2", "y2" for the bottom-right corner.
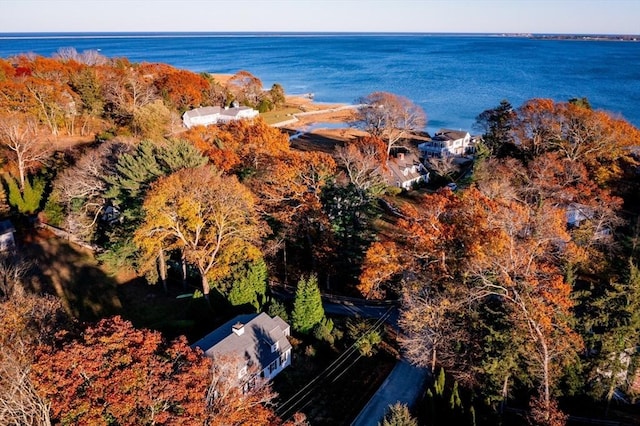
[
  {"x1": 0, "y1": 182, "x2": 10, "y2": 218},
  {"x1": 473, "y1": 99, "x2": 516, "y2": 157},
  {"x1": 226, "y1": 259, "x2": 268, "y2": 311},
  {"x1": 585, "y1": 260, "x2": 640, "y2": 414},
  {"x1": 266, "y1": 297, "x2": 289, "y2": 322},
  {"x1": 378, "y1": 403, "x2": 417, "y2": 426},
  {"x1": 291, "y1": 274, "x2": 325, "y2": 334},
  {"x1": 4, "y1": 174, "x2": 44, "y2": 215},
  {"x1": 435, "y1": 367, "x2": 446, "y2": 397},
  {"x1": 158, "y1": 139, "x2": 208, "y2": 172}
]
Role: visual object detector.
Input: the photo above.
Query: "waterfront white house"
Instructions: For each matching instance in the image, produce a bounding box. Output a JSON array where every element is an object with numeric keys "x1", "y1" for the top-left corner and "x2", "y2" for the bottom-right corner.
[
  {"x1": 418, "y1": 129, "x2": 474, "y2": 158},
  {"x1": 192, "y1": 313, "x2": 292, "y2": 385},
  {"x1": 182, "y1": 106, "x2": 259, "y2": 129}
]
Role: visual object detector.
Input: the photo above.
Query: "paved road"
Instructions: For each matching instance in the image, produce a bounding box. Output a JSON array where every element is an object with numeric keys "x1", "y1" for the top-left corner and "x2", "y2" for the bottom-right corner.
[
  {"x1": 351, "y1": 360, "x2": 430, "y2": 426},
  {"x1": 270, "y1": 284, "x2": 428, "y2": 424}
]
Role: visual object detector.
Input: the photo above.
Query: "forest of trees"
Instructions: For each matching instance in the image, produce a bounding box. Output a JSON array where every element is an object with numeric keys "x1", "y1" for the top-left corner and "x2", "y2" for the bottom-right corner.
[{"x1": 1, "y1": 49, "x2": 640, "y2": 425}]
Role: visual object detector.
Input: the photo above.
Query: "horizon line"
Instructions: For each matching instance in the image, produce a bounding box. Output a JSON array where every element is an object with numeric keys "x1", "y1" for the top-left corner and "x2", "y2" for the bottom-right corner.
[{"x1": 0, "y1": 31, "x2": 638, "y2": 37}]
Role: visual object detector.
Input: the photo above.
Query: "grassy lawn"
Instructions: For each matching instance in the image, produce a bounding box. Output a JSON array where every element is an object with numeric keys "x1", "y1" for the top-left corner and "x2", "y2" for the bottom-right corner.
[
  {"x1": 21, "y1": 227, "x2": 224, "y2": 341},
  {"x1": 23, "y1": 227, "x2": 124, "y2": 322},
  {"x1": 260, "y1": 107, "x2": 302, "y2": 125}
]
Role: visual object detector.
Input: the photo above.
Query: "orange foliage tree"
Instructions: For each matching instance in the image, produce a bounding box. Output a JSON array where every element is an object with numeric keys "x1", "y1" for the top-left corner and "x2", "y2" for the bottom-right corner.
[
  {"x1": 397, "y1": 188, "x2": 582, "y2": 421},
  {"x1": 357, "y1": 241, "x2": 400, "y2": 299},
  {"x1": 156, "y1": 69, "x2": 209, "y2": 111}
]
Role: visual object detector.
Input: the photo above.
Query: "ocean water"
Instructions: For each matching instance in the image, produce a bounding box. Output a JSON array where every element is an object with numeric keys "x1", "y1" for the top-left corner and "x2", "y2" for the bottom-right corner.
[{"x1": 1, "y1": 32, "x2": 639, "y2": 134}]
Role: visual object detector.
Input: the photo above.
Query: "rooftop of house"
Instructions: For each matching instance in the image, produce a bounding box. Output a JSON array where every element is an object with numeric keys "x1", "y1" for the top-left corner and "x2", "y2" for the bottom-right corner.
[
  {"x1": 432, "y1": 128, "x2": 470, "y2": 141},
  {"x1": 183, "y1": 106, "x2": 256, "y2": 119},
  {"x1": 0, "y1": 220, "x2": 15, "y2": 235},
  {"x1": 192, "y1": 312, "x2": 291, "y2": 371},
  {"x1": 386, "y1": 148, "x2": 426, "y2": 183}
]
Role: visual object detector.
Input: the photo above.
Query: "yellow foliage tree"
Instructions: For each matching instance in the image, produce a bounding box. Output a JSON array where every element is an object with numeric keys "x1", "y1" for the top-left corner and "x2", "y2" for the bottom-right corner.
[{"x1": 134, "y1": 166, "x2": 263, "y2": 297}]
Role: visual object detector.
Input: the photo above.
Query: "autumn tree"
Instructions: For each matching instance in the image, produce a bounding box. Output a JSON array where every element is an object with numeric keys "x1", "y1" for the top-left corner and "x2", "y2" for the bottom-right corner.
[
  {"x1": 355, "y1": 92, "x2": 427, "y2": 158},
  {"x1": 132, "y1": 99, "x2": 172, "y2": 139},
  {"x1": 206, "y1": 353, "x2": 280, "y2": 425},
  {"x1": 156, "y1": 69, "x2": 209, "y2": 111},
  {"x1": 291, "y1": 274, "x2": 325, "y2": 334},
  {"x1": 51, "y1": 140, "x2": 128, "y2": 241},
  {"x1": 100, "y1": 139, "x2": 209, "y2": 286},
  {"x1": 0, "y1": 113, "x2": 49, "y2": 192},
  {"x1": 134, "y1": 166, "x2": 262, "y2": 298},
  {"x1": 334, "y1": 136, "x2": 387, "y2": 195},
  {"x1": 247, "y1": 150, "x2": 337, "y2": 279},
  {"x1": 102, "y1": 65, "x2": 158, "y2": 127},
  {"x1": 357, "y1": 241, "x2": 401, "y2": 300},
  {"x1": 226, "y1": 70, "x2": 263, "y2": 107},
  {"x1": 31, "y1": 316, "x2": 212, "y2": 425},
  {"x1": 0, "y1": 294, "x2": 72, "y2": 426},
  {"x1": 396, "y1": 189, "x2": 581, "y2": 421}
]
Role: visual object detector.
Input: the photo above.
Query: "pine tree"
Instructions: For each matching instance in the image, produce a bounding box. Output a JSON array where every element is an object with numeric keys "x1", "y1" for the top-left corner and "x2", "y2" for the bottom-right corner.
[
  {"x1": 587, "y1": 260, "x2": 640, "y2": 414},
  {"x1": 291, "y1": 274, "x2": 325, "y2": 334},
  {"x1": 4, "y1": 174, "x2": 44, "y2": 215},
  {"x1": 0, "y1": 182, "x2": 10, "y2": 218},
  {"x1": 226, "y1": 259, "x2": 268, "y2": 311},
  {"x1": 158, "y1": 139, "x2": 208, "y2": 172},
  {"x1": 378, "y1": 403, "x2": 417, "y2": 426}
]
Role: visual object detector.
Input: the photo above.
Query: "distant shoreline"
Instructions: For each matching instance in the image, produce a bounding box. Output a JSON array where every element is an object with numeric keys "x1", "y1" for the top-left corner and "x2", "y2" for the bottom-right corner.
[
  {"x1": 0, "y1": 32, "x2": 638, "y2": 41},
  {"x1": 502, "y1": 33, "x2": 639, "y2": 42}
]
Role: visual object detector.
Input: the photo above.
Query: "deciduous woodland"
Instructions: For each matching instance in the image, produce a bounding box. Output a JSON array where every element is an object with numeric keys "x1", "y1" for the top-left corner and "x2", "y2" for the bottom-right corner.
[{"x1": 1, "y1": 49, "x2": 640, "y2": 425}]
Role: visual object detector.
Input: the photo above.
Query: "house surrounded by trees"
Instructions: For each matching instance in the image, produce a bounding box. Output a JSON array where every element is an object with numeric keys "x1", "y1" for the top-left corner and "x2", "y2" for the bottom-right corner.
[
  {"x1": 192, "y1": 313, "x2": 292, "y2": 386},
  {"x1": 386, "y1": 148, "x2": 429, "y2": 189},
  {"x1": 418, "y1": 129, "x2": 475, "y2": 158}
]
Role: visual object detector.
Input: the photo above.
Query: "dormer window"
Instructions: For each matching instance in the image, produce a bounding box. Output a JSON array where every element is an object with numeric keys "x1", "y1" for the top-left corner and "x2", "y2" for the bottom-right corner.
[{"x1": 271, "y1": 341, "x2": 279, "y2": 353}]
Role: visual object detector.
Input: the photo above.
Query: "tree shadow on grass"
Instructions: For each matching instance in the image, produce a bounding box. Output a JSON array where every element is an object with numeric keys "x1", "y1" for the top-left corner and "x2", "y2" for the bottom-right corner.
[{"x1": 21, "y1": 228, "x2": 123, "y2": 322}]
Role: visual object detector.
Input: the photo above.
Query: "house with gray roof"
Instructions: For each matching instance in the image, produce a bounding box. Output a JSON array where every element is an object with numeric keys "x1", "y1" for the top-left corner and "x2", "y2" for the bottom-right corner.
[
  {"x1": 192, "y1": 312, "x2": 292, "y2": 385},
  {"x1": 386, "y1": 148, "x2": 429, "y2": 190},
  {"x1": 182, "y1": 106, "x2": 259, "y2": 128}
]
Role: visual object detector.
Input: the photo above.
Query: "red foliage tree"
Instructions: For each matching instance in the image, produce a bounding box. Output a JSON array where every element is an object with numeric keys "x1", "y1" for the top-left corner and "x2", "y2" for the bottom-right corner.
[{"x1": 31, "y1": 316, "x2": 212, "y2": 425}]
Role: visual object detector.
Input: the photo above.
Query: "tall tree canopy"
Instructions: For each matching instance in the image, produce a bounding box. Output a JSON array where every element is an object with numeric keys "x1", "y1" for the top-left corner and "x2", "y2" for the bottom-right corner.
[
  {"x1": 134, "y1": 166, "x2": 263, "y2": 297},
  {"x1": 355, "y1": 92, "x2": 427, "y2": 158}
]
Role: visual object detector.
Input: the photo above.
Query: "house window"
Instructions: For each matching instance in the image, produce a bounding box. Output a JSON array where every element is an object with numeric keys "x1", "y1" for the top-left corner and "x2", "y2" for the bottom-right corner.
[
  {"x1": 271, "y1": 341, "x2": 279, "y2": 353},
  {"x1": 269, "y1": 361, "x2": 277, "y2": 374},
  {"x1": 238, "y1": 365, "x2": 248, "y2": 379},
  {"x1": 280, "y1": 351, "x2": 288, "y2": 365}
]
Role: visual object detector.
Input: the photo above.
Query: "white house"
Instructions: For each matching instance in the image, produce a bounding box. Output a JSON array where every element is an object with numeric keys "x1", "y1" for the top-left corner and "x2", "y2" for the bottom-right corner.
[
  {"x1": 182, "y1": 106, "x2": 259, "y2": 129},
  {"x1": 565, "y1": 202, "x2": 613, "y2": 242},
  {"x1": 192, "y1": 313, "x2": 292, "y2": 385},
  {"x1": 418, "y1": 129, "x2": 474, "y2": 158},
  {"x1": 0, "y1": 220, "x2": 15, "y2": 252},
  {"x1": 386, "y1": 148, "x2": 429, "y2": 190}
]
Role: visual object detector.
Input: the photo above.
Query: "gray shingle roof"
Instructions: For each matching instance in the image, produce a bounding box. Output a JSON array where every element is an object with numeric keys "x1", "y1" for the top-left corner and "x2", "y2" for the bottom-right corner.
[
  {"x1": 433, "y1": 129, "x2": 469, "y2": 141},
  {"x1": 192, "y1": 313, "x2": 291, "y2": 371}
]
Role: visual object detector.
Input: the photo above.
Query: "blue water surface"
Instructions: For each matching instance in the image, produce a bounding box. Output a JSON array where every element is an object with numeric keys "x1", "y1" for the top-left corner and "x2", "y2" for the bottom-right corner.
[{"x1": 1, "y1": 32, "x2": 639, "y2": 133}]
